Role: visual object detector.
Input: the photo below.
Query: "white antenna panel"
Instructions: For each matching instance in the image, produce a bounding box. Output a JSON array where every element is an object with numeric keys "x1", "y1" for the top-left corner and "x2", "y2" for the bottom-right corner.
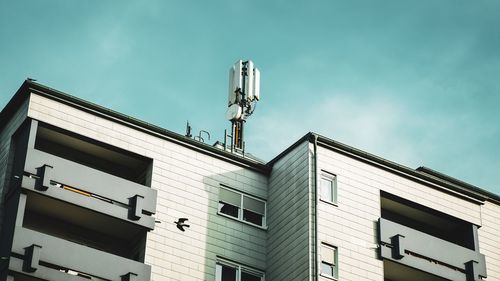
[
  {"x1": 253, "y1": 67, "x2": 260, "y2": 101},
  {"x1": 246, "y1": 60, "x2": 254, "y2": 100},
  {"x1": 232, "y1": 60, "x2": 243, "y2": 96},
  {"x1": 228, "y1": 67, "x2": 237, "y2": 106}
]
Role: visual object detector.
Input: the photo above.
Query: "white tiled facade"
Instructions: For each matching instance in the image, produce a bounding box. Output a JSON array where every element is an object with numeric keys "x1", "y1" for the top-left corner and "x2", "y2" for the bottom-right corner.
[
  {"x1": 478, "y1": 202, "x2": 500, "y2": 279},
  {"x1": 267, "y1": 141, "x2": 312, "y2": 281},
  {"x1": 27, "y1": 94, "x2": 268, "y2": 281},
  {"x1": 316, "y1": 146, "x2": 488, "y2": 281},
  {"x1": 0, "y1": 82, "x2": 499, "y2": 281}
]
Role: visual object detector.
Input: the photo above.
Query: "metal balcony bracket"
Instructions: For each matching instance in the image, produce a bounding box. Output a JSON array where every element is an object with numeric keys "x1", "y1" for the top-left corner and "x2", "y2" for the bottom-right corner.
[
  {"x1": 121, "y1": 272, "x2": 138, "y2": 281},
  {"x1": 23, "y1": 244, "x2": 42, "y2": 273},
  {"x1": 465, "y1": 260, "x2": 482, "y2": 281},
  {"x1": 129, "y1": 195, "x2": 144, "y2": 221},
  {"x1": 37, "y1": 164, "x2": 53, "y2": 191},
  {"x1": 391, "y1": 234, "x2": 405, "y2": 260}
]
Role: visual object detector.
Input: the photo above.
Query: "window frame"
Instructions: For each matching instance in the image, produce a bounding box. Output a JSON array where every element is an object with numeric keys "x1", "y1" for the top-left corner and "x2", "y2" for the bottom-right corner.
[
  {"x1": 218, "y1": 185, "x2": 267, "y2": 229},
  {"x1": 215, "y1": 258, "x2": 265, "y2": 281},
  {"x1": 319, "y1": 171, "x2": 337, "y2": 205},
  {"x1": 320, "y1": 243, "x2": 338, "y2": 280}
]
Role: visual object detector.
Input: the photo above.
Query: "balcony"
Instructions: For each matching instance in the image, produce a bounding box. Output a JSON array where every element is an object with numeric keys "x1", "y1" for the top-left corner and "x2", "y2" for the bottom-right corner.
[
  {"x1": 379, "y1": 191, "x2": 487, "y2": 281},
  {"x1": 19, "y1": 120, "x2": 157, "y2": 230},
  {"x1": 379, "y1": 218, "x2": 486, "y2": 281},
  {"x1": 9, "y1": 226, "x2": 150, "y2": 281}
]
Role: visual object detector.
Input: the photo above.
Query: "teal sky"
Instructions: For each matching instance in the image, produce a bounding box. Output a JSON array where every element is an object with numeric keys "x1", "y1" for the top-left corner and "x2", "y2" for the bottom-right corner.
[{"x1": 1, "y1": 1, "x2": 499, "y2": 195}]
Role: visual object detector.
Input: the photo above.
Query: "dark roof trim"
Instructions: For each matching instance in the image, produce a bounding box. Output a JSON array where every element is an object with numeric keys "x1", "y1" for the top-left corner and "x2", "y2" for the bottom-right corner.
[
  {"x1": 416, "y1": 166, "x2": 500, "y2": 203},
  {"x1": 314, "y1": 134, "x2": 500, "y2": 205},
  {"x1": 3, "y1": 81, "x2": 498, "y2": 204},
  {"x1": 0, "y1": 81, "x2": 31, "y2": 132},
  {"x1": 266, "y1": 133, "x2": 312, "y2": 167},
  {"x1": 2, "y1": 80, "x2": 270, "y2": 174},
  {"x1": 267, "y1": 132, "x2": 499, "y2": 204}
]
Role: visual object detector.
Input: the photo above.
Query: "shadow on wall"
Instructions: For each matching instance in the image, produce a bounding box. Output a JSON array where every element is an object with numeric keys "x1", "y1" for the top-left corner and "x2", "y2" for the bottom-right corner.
[
  {"x1": 201, "y1": 170, "x2": 267, "y2": 280},
  {"x1": 155, "y1": 168, "x2": 267, "y2": 281}
]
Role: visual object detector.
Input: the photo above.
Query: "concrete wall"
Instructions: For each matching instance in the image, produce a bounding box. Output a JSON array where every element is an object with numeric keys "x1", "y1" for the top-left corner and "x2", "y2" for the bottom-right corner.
[
  {"x1": 27, "y1": 93, "x2": 268, "y2": 281},
  {"x1": 267, "y1": 141, "x2": 312, "y2": 281},
  {"x1": 0, "y1": 99, "x2": 28, "y2": 227}
]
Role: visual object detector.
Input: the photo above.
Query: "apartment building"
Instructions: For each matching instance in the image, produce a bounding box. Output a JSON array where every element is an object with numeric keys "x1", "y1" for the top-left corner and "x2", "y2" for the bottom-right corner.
[{"x1": 0, "y1": 80, "x2": 498, "y2": 281}]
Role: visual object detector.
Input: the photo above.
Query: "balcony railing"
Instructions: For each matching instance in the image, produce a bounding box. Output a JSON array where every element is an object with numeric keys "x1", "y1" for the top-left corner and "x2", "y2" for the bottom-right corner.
[
  {"x1": 379, "y1": 218, "x2": 486, "y2": 281},
  {"x1": 21, "y1": 147, "x2": 157, "y2": 230},
  {"x1": 10, "y1": 226, "x2": 151, "y2": 281}
]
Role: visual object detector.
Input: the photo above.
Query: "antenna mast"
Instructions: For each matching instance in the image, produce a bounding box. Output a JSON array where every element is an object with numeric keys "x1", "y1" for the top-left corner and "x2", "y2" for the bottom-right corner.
[{"x1": 226, "y1": 60, "x2": 260, "y2": 152}]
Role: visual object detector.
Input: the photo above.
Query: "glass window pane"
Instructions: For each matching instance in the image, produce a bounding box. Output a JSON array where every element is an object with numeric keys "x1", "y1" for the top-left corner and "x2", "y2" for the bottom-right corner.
[
  {"x1": 219, "y1": 202, "x2": 239, "y2": 218},
  {"x1": 320, "y1": 178, "x2": 333, "y2": 201},
  {"x1": 241, "y1": 271, "x2": 261, "y2": 281},
  {"x1": 220, "y1": 188, "x2": 241, "y2": 207},
  {"x1": 322, "y1": 245, "x2": 335, "y2": 264},
  {"x1": 243, "y1": 196, "x2": 265, "y2": 214},
  {"x1": 243, "y1": 209, "x2": 263, "y2": 226},
  {"x1": 220, "y1": 264, "x2": 237, "y2": 281},
  {"x1": 321, "y1": 262, "x2": 334, "y2": 277}
]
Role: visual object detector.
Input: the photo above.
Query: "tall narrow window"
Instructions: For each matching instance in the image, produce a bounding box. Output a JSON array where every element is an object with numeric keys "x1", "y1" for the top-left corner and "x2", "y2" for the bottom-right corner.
[
  {"x1": 320, "y1": 172, "x2": 337, "y2": 204},
  {"x1": 321, "y1": 243, "x2": 338, "y2": 279},
  {"x1": 215, "y1": 260, "x2": 264, "y2": 281},
  {"x1": 218, "y1": 186, "x2": 266, "y2": 227}
]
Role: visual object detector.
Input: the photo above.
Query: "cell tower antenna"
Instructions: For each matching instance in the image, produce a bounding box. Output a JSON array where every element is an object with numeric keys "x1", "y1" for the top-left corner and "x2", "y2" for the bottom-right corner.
[{"x1": 226, "y1": 60, "x2": 260, "y2": 152}]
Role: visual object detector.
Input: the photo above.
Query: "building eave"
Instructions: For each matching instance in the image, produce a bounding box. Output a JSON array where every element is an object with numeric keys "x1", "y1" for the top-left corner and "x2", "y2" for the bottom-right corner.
[
  {"x1": 266, "y1": 131, "x2": 499, "y2": 205},
  {"x1": 3, "y1": 81, "x2": 498, "y2": 204},
  {"x1": 313, "y1": 133, "x2": 500, "y2": 205}
]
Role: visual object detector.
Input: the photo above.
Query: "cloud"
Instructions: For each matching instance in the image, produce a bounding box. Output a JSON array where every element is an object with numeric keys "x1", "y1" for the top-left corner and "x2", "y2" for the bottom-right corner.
[
  {"x1": 248, "y1": 92, "x2": 413, "y2": 162},
  {"x1": 247, "y1": 89, "x2": 499, "y2": 192}
]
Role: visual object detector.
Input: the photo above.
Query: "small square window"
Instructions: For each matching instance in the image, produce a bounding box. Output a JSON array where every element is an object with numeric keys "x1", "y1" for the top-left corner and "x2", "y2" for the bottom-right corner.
[
  {"x1": 320, "y1": 243, "x2": 338, "y2": 279},
  {"x1": 320, "y1": 173, "x2": 337, "y2": 204},
  {"x1": 216, "y1": 260, "x2": 264, "y2": 281},
  {"x1": 218, "y1": 186, "x2": 266, "y2": 228}
]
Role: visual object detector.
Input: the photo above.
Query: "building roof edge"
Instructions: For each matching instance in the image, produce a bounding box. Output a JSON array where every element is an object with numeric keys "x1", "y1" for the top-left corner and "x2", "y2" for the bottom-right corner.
[
  {"x1": 1, "y1": 80, "x2": 270, "y2": 174},
  {"x1": 3, "y1": 81, "x2": 498, "y2": 204},
  {"x1": 313, "y1": 133, "x2": 500, "y2": 205}
]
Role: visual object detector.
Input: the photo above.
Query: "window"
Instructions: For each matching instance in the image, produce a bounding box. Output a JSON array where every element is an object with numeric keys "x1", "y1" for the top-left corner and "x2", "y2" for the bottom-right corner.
[
  {"x1": 320, "y1": 244, "x2": 338, "y2": 279},
  {"x1": 320, "y1": 172, "x2": 337, "y2": 204},
  {"x1": 218, "y1": 186, "x2": 266, "y2": 227},
  {"x1": 215, "y1": 260, "x2": 264, "y2": 281}
]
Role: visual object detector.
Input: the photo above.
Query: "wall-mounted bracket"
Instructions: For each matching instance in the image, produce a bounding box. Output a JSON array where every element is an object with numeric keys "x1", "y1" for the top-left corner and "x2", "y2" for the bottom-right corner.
[
  {"x1": 23, "y1": 244, "x2": 42, "y2": 273},
  {"x1": 38, "y1": 164, "x2": 53, "y2": 191},
  {"x1": 121, "y1": 272, "x2": 138, "y2": 281},
  {"x1": 129, "y1": 195, "x2": 144, "y2": 221},
  {"x1": 391, "y1": 234, "x2": 405, "y2": 260},
  {"x1": 465, "y1": 260, "x2": 483, "y2": 281}
]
